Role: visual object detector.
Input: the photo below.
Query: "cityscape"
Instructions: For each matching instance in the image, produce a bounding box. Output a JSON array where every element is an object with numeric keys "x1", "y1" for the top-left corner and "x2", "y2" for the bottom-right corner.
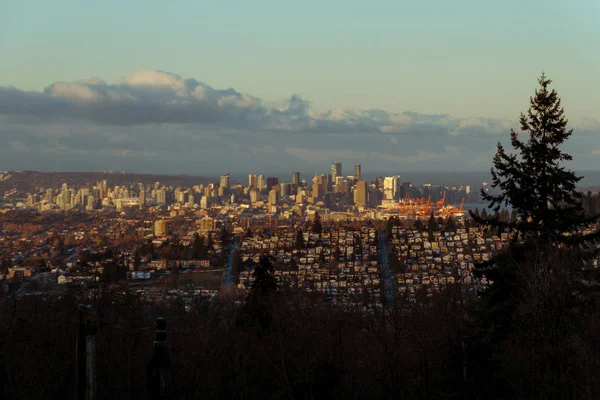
[
  {"x1": 0, "y1": 163, "x2": 493, "y2": 301},
  {"x1": 2, "y1": 0, "x2": 600, "y2": 398}
]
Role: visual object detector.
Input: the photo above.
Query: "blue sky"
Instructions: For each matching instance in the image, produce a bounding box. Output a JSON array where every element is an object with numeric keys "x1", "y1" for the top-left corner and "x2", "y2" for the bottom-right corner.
[
  {"x1": 0, "y1": 0, "x2": 599, "y2": 174},
  {"x1": 2, "y1": 0, "x2": 598, "y2": 120}
]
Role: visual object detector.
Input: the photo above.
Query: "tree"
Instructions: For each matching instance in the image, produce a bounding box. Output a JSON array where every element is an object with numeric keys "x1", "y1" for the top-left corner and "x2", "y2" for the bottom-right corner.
[
  {"x1": 445, "y1": 216, "x2": 456, "y2": 232},
  {"x1": 427, "y1": 214, "x2": 438, "y2": 232},
  {"x1": 467, "y1": 74, "x2": 600, "y2": 397},
  {"x1": 311, "y1": 212, "x2": 323, "y2": 235},
  {"x1": 240, "y1": 255, "x2": 279, "y2": 331},
  {"x1": 245, "y1": 228, "x2": 253, "y2": 239},
  {"x1": 472, "y1": 73, "x2": 597, "y2": 246},
  {"x1": 294, "y1": 229, "x2": 305, "y2": 249}
]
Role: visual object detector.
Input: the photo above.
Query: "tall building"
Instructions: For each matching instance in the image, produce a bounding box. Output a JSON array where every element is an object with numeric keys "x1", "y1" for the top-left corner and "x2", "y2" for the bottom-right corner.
[
  {"x1": 383, "y1": 176, "x2": 401, "y2": 203},
  {"x1": 220, "y1": 173, "x2": 230, "y2": 193},
  {"x1": 291, "y1": 172, "x2": 300, "y2": 186},
  {"x1": 331, "y1": 163, "x2": 342, "y2": 182},
  {"x1": 257, "y1": 175, "x2": 265, "y2": 190},
  {"x1": 266, "y1": 176, "x2": 279, "y2": 191},
  {"x1": 249, "y1": 188, "x2": 261, "y2": 203},
  {"x1": 354, "y1": 180, "x2": 367, "y2": 206},
  {"x1": 248, "y1": 174, "x2": 257, "y2": 188},
  {"x1": 268, "y1": 189, "x2": 280, "y2": 205},
  {"x1": 280, "y1": 183, "x2": 291, "y2": 197},
  {"x1": 354, "y1": 164, "x2": 362, "y2": 180},
  {"x1": 312, "y1": 175, "x2": 326, "y2": 200}
]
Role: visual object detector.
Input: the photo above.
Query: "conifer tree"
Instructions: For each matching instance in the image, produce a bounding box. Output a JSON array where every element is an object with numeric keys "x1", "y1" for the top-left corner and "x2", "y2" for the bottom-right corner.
[
  {"x1": 311, "y1": 212, "x2": 323, "y2": 234},
  {"x1": 472, "y1": 73, "x2": 597, "y2": 245}
]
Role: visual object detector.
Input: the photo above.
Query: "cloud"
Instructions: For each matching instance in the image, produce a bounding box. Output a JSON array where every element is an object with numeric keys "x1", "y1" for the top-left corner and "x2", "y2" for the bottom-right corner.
[{"x1": 0, "y1": 69, "x2": 598, "y2": 175}]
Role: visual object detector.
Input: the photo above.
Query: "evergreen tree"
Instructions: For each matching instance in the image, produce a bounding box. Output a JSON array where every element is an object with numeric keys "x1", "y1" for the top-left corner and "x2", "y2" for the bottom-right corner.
[
  {"x1": 427, "y1": 213, "x2": 438, "y2": 232},
  {"x1": 294, "y1": 229, "x2": 305, "y2": 249},
  {"x1": 472, "y1": 73, "x2": 597, "y2": 245},
  {"x1": 480, "y1": 208, "x2": 488, "y2": 220},
  {"x1": 245, "y1": 255, "x2": 278, "y2": 331},
  {"x1": 413, "y1": 219, "x2": 423, "y2": 231},
  {"x1": 467, "y1": 74, "x2": 600, "y2": 397},
  {"x1": 445, "y1": 216, "x2": 456, "y2": 232},
  {"x1": 311, "y1": 212, "x2": 323, "y2": 234}
]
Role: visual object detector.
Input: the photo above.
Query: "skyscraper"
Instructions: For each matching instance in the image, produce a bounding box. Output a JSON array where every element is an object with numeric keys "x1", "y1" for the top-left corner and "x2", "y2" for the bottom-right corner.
[
  {"x1": 220, "y1": 173, "x2": 230, "y2": 192},
  {"x1": 331, "y1": 163, "x2": 342, "y2": 182},
  {"x1": 354, "y1": 180, "x2": 367, "y2": 206},
  {"x1": 291, "y1": 172, "x2": 300, "y2": 186},
  {"x1": 354, "y1": 164, "x2": 362, "y2": 180},
  {"x1": 248, "y1": 174, "x2": 257, "y2": 188},
  {"x1": 266, "y1": 176, "x2": 279, "y2": 191}
]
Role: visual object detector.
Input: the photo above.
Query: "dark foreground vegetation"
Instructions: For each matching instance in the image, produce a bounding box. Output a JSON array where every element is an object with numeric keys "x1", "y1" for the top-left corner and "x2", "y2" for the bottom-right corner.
[
  {"x1": 0, "y1": 262, "x2": 599, "y2": 400},
  {"x1": 1, "y1": 74, "x2": 600, "y2": 399}
]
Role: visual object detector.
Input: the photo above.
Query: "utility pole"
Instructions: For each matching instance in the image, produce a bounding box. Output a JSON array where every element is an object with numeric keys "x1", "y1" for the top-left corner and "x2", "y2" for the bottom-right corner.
[
  {"x1": 147, "y1": 317, "x2": 171, "y2": 399},
  {"x1": 75, "y1": 304, "x2": 97, "y2": 400}
]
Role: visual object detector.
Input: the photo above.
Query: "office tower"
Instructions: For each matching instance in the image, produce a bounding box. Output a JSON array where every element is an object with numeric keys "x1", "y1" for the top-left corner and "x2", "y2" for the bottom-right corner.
[
  {"x1": 139, "y1": 190, "x2": 145, "y2": 208},
  {"x1": 280, "y1": 183, "x2": 291, "y2": 197},
  {"x1": 220, "y1": 173, "x2": 230, "y2": 192},
  {"x1": 248, "y1": 174, "x2": 257, "y2": 188},
  {"x1": 200, "y1": 196, "x2": 209, "y2": 209},
  {"x1": 156, "y1": 189, "x2": 166, "y2": 205},
  {"x1": 257, "y1": 175, "x2": 265, "y2": 190},
  {"x1": 291, "y1": 172, "x2": 300, "y2": 186},
  {"x1": 266, "y1": 176, "x2": 279, "y2": 191},
  {"x1": 331, "y1": 163, "x2": 342, "y2": 182},
  {"x1": 354, "y1": 164, "x2": 361, "y2": 180},
  {"x1": 400, "y1": 182, "x2": 412, "y2": 199},
  {"x1": 250, "y1": 188, "x2": 261, "y2": 203},
  {"x1": 268, "y1": 189, "x2": 281, "y2": 205},
  {"x1": 383, "y1": 176, "x2": 401, "y2": 202},
  {"x1": 354, "y1": 180, "x2": 367, "y2": 206},
  {"x1": 312, "y1": 175, "x2": 325, "y2": 200}
]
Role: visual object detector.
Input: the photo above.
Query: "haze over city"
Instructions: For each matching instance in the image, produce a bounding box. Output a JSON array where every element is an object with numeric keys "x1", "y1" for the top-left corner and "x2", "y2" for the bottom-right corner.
[{"x1": 1, "y1": 0, "x2": 599, "y2": 175}]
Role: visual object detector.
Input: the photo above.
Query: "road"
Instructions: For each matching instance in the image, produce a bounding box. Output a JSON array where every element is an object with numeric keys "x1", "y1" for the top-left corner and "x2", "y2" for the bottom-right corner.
[
  {"x1": 222, "y1": 242, "x2": 238, "y2": 287},
  {"x1": 378, "y1": 232, "x2": 395, "y2": 302}
]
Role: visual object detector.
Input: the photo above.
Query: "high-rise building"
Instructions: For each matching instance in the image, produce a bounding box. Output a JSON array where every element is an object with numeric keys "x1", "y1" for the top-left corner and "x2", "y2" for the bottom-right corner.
[
  {"x1": 220, "y1": 173, "x2": 230, "y2": 193},
  {"x1": 156, "y1": 189, "x2": 167, "y2": 205},
  {"x1": 354, "y1": 180, "x2": 367, "y2": 206},
  {"x1": 383, "y1": 176, "x2": 401, "y2": 203},
  {"x1": 266, "y1": 176, "x2": 279, "y2": 191},
  {"x1": 257, "y1": 175, "x2": 265, "y2": 190},
  {"x1": 354, "y1": 164, "x2": 362, "y2": 180},
  {"x1": 280, "y1": 183, "x2": 291, "y2": 197},
  {"x1": 248, "y1": 174, "x2": 257, "y2": 188},
  {"x1": 268, "y1": 189, "x2": 280, "y2": 205},
  {"x1": 331, "y1": 163, "x2": 342, "y2": 182},
  {"x1": 312, "y1": 175, "x2": 326, "y2": 200},
  {"x1": 250, "y1": 188, "x2": 261, "y2": 203},
  {"x1": 291, "y1": 172, "x2": 300, "y2": 186}
]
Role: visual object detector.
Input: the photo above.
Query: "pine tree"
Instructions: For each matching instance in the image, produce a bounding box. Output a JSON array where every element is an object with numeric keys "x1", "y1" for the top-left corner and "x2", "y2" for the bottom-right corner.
[
  {"x1": 311, "y1": 212, "x2": 323, "y2": 234},
  {"x1": 467, "y1": 74, "x2": 600, "y2": 395},
  {"x1": 294, "y1": 228, "x2": 305, "y2": 249},
  {"x1": 473, "y1": 73, "x2": 597, "y2": 245}
]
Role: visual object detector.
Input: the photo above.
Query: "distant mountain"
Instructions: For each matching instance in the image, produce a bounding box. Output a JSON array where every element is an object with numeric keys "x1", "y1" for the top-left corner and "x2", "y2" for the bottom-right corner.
[{"x1": 0, "y1": 170, "x2": 214, "y2": 192}]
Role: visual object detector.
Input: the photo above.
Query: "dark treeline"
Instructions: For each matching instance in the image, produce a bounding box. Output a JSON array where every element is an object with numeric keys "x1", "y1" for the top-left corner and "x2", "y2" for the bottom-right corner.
[{"x1": 0, "y1": 263, "x2": 599, "y2": 400}]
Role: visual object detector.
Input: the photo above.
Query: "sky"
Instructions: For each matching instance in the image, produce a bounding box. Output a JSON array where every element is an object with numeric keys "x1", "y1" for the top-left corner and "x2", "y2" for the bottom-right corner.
[{"x1": 1, "y1": 0, "x2": 599, "y2": 175}]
